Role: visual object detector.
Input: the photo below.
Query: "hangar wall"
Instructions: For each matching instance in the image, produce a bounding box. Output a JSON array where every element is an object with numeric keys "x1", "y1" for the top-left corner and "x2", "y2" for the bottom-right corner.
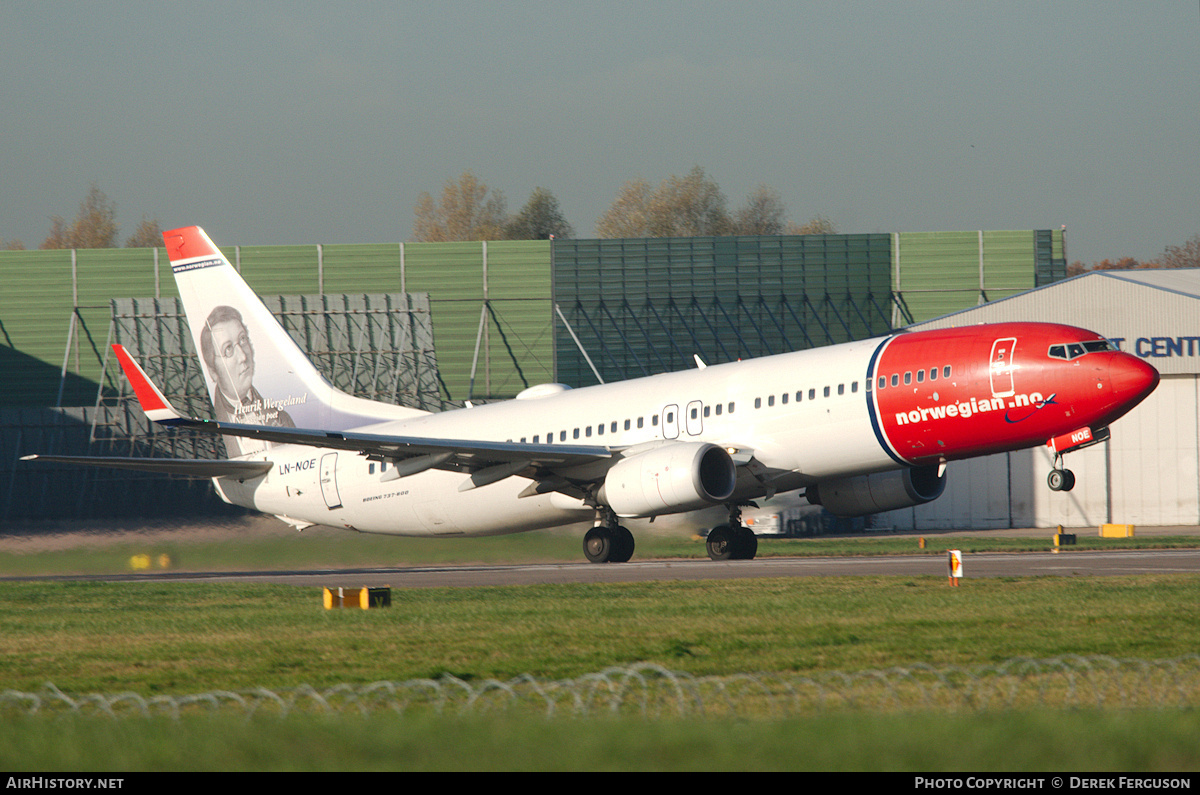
[
  {"x1": 552, "y1": 234, "x2": 893, "y2": 387},
  {"x1": 876, "y1": 269, "x2": 1200, "y2": 530}
]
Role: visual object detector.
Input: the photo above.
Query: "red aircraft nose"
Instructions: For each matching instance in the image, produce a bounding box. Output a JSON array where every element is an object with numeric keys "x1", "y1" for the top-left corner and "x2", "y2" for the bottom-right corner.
[{"x1": 1109, "y1": 353, "x2": 1159, "y2": 410}]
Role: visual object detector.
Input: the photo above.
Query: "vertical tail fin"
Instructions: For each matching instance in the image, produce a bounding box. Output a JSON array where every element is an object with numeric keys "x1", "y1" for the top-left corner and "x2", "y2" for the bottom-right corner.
[{"x1": 163, "y1": 226, "x2": 424, "y2": 455}]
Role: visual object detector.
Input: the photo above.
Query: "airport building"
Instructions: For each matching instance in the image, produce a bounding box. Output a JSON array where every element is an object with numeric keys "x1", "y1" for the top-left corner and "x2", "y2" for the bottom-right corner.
[{"x1": 878, "y1": 269, "x2": 1200, "y2": 530}]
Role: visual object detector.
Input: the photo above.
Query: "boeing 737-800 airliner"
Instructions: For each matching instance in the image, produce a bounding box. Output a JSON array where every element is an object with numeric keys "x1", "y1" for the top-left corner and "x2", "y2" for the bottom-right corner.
[{"x1": 26, "y1": 226, "x2": 1160, "y2": 563}]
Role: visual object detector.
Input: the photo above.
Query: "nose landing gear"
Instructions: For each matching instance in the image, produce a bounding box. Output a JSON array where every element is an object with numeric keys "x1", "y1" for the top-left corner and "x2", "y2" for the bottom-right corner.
[{"x1": 1048, "y1": 453, "x2": 1076, "y2": 492}]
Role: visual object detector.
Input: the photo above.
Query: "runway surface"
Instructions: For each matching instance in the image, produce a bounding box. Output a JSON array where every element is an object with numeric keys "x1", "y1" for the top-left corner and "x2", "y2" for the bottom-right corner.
[{"x1": 17, "y1": 547, "x2": 1200, "y2": 588}]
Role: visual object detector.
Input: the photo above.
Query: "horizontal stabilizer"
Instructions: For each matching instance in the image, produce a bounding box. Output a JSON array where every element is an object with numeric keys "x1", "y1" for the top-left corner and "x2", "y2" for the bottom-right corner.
[
  {"x1": 112, "y1": 344, "x2": 183, "y2": 423},
  {"x1": 21, "y1": 454, "x2": 272, "y2": 479}
]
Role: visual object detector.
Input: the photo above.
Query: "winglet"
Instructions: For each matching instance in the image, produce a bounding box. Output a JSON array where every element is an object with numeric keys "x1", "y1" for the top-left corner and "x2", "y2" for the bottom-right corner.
[{"x1": 112, "y1": 344, "x2": 184, "y2": 424}]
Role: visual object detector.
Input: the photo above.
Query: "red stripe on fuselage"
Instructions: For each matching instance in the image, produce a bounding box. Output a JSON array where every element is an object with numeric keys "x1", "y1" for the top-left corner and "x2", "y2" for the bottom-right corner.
[{"x1": 872, "y1": 322, "x2": 1155, "y2": 465}]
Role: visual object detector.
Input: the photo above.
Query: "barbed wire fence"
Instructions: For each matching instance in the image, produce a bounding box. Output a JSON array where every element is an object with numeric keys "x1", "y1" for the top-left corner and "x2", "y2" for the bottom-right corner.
[{"x1": 4, "y1": 656, "x2": 1200, "y2": 720}]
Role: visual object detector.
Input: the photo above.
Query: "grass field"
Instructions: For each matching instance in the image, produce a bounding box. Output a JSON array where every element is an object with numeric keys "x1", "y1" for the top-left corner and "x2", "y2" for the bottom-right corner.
[{"x1": 3, "y1": 523, "x2": 1199, "y2": 770}]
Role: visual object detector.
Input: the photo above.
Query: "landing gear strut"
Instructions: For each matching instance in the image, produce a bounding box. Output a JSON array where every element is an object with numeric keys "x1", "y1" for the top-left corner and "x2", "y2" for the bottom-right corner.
[
  {"x1": 706, "y1": 504, "x2": 758, "y2": 561},
  {"x1": 1048, "y1": 454, "x2": 1076, "y2": 492},
  {"x1": 583, "y1": 507, "x2": 635, "y2": 563}
]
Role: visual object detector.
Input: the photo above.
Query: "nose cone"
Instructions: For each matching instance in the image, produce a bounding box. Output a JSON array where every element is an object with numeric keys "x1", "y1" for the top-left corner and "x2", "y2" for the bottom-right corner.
[{"x1": 1109, "y1": 354, "x2": 1159, "y2": 410}]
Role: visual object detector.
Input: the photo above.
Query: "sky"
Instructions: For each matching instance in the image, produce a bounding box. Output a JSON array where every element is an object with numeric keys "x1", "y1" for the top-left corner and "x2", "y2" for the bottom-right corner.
[{"x1": 1, "y1": 1, "x2": 1196, "y2": 268}]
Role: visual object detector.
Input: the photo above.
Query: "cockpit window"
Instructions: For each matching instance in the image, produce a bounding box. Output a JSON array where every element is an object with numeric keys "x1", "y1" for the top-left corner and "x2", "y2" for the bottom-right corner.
[{"x1": 1048, "y1": 339, "x2": 1117, "y2": 361}]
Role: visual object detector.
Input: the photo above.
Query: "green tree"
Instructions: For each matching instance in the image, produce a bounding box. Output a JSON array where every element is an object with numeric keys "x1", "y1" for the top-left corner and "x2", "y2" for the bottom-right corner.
[{"x1": 503, "y1": 187, "x2": 574, "y2": 240}]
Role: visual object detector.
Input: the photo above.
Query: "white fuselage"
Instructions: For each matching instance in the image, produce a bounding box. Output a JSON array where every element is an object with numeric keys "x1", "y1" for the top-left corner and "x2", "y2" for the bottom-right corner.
[{"x1": 216, "y1": 336, "x2": 891, "y2": 536}]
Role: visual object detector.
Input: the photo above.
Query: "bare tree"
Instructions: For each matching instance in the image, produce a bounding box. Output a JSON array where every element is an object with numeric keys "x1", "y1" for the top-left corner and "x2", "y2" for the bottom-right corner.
[
  {"x1": 411, "y1": 172, "x2": 508, "y2": 242},
  {"x1": 595, "y1": 178, "x2": 654, "y2": 238},
  {"x1": 1160, "y1": 234, "x2": 1200, "y2": 270},
  {"x1": 649, "y1": 166, "x2": 732, "y2": 237},
  {"x1": 596, "y1": 167, "x2": 733, "y2": 238},
  {"x1": 125, "y1": 216, "x2": 163, "y2": 248},
  {"x1": 732, "y1": 185, "x2": 787, "y2": 235},
  {"x1": 41, "y1": 184, "x2": 119, "y2": 249},
  {"x1": 786, "y1": 215, "x2": 837, "y2": 235},
  {"x1": 0, "y1": 237, "x2": 25, "y2": 250},
  {"x1": 595, "y1": 178, "x2": 652, "y2": 238}
]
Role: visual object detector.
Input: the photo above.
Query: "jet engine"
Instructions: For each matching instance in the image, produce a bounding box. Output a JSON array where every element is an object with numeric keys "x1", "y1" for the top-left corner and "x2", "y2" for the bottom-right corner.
[
  {"x1": 807, "y1": 465, "x2": 946, "y2": 517},
  {"x1": 599, "y1": 442, "x2": 736, "y2": 518}
]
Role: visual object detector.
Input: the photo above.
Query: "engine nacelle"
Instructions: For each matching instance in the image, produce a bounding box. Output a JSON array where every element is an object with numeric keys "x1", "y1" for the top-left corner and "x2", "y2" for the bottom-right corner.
[
  {"x1": 807, "y1": 465, "x2": 947, "y2": 517},
  {"x1": 599, "y1": 442, "x2": 736, "y2": 518}
]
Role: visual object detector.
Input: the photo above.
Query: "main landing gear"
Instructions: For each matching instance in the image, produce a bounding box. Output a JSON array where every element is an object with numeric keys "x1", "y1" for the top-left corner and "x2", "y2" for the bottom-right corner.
[
  {"x1": 705, "y1": 504, "x2": 758, "y2": 561},
  {"x1": 1048, "y1": 454, "x2": 1076, "y2": 492},
  {"x1": 583, "y1": 508, "x2": 635, "y2": 563}
]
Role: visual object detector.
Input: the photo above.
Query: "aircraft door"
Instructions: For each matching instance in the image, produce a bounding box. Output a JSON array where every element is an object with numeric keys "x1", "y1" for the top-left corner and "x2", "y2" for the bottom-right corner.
[
  {"x1": 989, "y1": 337, "x2": 1017, "y2": 398},
  {"x1": 685, "y1": 400, "x2": 703, "y2": 436},
  {"x1": 663, "y1": 404, "x2": 680, "y2": 439},
  {"x1": 320, "y1": 452, "x2": 343, "y2": 509}
]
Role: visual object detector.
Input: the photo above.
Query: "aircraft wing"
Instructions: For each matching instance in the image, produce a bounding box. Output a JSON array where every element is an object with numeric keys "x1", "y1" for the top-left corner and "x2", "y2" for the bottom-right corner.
[
  {"x1": 20, "y1": 455, "x2": 273, "y2": 479},
  {"x1": 110, "y1": 344, "x2": 612, "y2": 489}
]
